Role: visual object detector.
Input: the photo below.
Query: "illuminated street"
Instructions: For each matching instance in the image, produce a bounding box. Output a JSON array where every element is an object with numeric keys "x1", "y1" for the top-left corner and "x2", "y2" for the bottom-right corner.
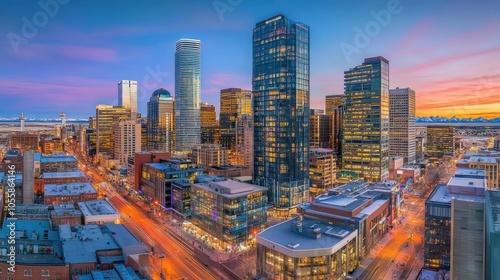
[{"x1": 70, "y1": 149, "x2": 226, "y2": 280}]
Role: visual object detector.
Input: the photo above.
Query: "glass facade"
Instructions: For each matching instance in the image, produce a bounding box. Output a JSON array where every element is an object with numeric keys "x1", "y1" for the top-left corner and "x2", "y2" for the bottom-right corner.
[
  {"x1": 342, "y1": 57, "x2": 389, "y2": 182},
  {"x1": 118, "y1": 80, "x2": 138, "y2": 116},
  {"x1": 426, "y1": 126, "x2": 455, "y2": 158},
  {"x1": 190, "y1": 182, "x2": 267, "y2": 247},
  {"x1": 424, "y1": 196, "x2": 451, "y2": 270},
  {"x1": 256, "y1": 239, "x2": 357, "y2": 280},
  {"x1": 175, "y1": 39, "x2": 201, "y2": 152},
  {"x1": 147, "y1": 88, "x2": 175, "y2": 152},
  {"x1": 220, "y1": 88, "x2": 252, "y2": 131},
  {"x1": 201, "y1": 102, "x2": 217, "y2": 126},
  {"x1": 252, "y1": 14, "x2": 310, "y2": 208},
  {"x1": 95, "y1": 105, "x2": 131, "y2": 156}
]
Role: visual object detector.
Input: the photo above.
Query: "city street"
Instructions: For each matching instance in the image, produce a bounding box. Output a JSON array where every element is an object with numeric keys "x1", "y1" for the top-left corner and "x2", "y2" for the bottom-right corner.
[{"x1": 70, "y1": 150, "x2": 226, "y2": 280}]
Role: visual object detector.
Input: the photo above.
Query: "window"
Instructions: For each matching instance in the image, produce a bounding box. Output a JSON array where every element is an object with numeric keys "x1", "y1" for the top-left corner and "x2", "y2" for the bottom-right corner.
[
  {"x1": 41, "y1": 270, "x2": 50, "y2": 276},
  {"x1": 24, "y1": 270, "x2": 33, "y2": 277}
]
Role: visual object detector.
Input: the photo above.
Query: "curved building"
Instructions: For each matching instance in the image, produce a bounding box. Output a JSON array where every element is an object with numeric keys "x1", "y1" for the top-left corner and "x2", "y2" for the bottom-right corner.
[
  {"x1": 175, "y1": 39, "x2": 201, "y2": 153},
  {"x1": 147, "y1": 88, "x2": 175, "y2": 152}
]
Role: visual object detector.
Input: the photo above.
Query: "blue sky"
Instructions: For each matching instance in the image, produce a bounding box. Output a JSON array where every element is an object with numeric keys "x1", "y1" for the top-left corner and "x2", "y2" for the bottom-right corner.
[{"x1": 1, "y1": 0, "x2": 500, "y2": 118}]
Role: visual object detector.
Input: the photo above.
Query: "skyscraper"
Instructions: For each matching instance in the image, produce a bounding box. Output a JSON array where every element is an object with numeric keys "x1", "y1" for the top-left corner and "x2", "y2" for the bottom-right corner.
[
  {"x1": 95, "y1": 105, "x2": 131, "y2": 156},
  {"x1": 200, "y1": 102, "x2": 217, "y2": 127},
  {"x1": 389, "y1": 87, "x2": 416, "y2": 164},
  {"x1": 147, "y1": 88, "x2": 175, "y2": 152},
  {"x1": 342, "y1": 56, "x2": 389, "y2": 182},
  {"x1": 220, "y1": 88, "x2": 252, "y2": 131},
  {"x1": 118, "y1": 80, "x2": 138, "y2": 118},
  {"x1": 309, "y1": 109, "x2": 330, "y2": 149},
  {"x1": 114, "y1": 120, "x2": 141, "y2": 166},
  {"x1": 253, "y1": 14, "x2": 310, "y2": 211},
  {"x1": 325, "y1": 94, "x2": 346, "y2": 115},
  {"x1": 175, "y1": 39, "x2": 201, "y2": 153},
  {"x1": 325, "y1": 95, "x2": 345, "y2": 167},
  {"x1": 426, "y1": 126, "x2": 455, "y2": 158}
]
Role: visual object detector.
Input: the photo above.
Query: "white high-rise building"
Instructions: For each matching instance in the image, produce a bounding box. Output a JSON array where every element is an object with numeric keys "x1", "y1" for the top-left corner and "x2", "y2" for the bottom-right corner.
[
  {"x1": 114, "y1": 120, "x2": 141, "y2": 166},
  {"x1": 389, "y1": 87, "x2": 416, "y2": 164},
  {"x1": 118, "y1": 80, "x2": 138, "y2": 118},
  {"x1": 175, "y1": 39, "x2": 201, "y2": 153}
]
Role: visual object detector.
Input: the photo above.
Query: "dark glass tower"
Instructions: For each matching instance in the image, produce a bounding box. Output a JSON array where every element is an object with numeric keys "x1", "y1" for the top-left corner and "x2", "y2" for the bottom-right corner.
[
  {"x1": 342, "y1": 56, "x2": 389, "y2": 182},
  {"x1": 252, "y1": 14, "x2": 310, "y2": 210},
  {"x1": 147, "y1": 88, "x2": 175, "y2": 152}
]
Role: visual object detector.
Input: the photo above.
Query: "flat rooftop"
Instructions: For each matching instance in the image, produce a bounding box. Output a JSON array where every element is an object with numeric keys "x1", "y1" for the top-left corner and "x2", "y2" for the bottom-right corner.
[
  {"x1": 44, "y1": 182, "x2": 96, "y2": 196},
  {"x1": 144, "y1": 162, "x2": 202, "y2": 173},
  {"x1": 428, "y1": 185, "x2": 485, "y2": 204},
  {"x1": 455, "y1": 168, "x2": 486, "y2": 178},
  {"x1": 194, "y1": 179, "x2": 267, "y2": 198},
  {"x1": 448, "y1": 177, "x2": 486, "y2": 189},
  {"x1": 41, "y1": 155, "x2": 77, "y2": 163},
  {"x1": 469, "y1": 156, "x2": 498, "y2": 164},
  {"x1": 60, "y1": 224, "x2": 120, "y2": 264},
  {"x1": 257, "y1": 217, "x2": 356, "y2": 255},
  {"x1": 78, "y1": 199, "x2": 118, "y2": 216},
  {"x1": 41, "y1": 171, "x2": 86, "y2": 178}
]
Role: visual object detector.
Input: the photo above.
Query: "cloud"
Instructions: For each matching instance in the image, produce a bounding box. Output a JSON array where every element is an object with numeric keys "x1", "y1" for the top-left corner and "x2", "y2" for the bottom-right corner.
[{"x1": 16, "y1": 43, "x2": 121, "y2": 62}]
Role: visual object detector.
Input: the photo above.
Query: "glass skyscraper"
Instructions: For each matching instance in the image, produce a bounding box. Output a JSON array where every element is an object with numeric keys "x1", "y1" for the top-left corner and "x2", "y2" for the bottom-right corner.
[
  {"x1": 342, "y1": 56, "x2": 389, "y2": 182},
  {"x1": 252, "y1": 14, "x2": 310, "y2": 211},
  {"x1": 147, "y1": 88, "x2": 175, "y2": 152},
  {"x1": 118, "y1": 80, "x2": 138, "y2": 118},
  {"x1": 175, "y1": 39, "x2": 201, "y2": 153}
]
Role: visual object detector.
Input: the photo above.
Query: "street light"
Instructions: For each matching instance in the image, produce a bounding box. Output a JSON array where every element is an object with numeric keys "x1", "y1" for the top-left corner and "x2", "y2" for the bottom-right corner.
[{"x1": 159, "y1": 254, "x2": 165, "y2": 279}]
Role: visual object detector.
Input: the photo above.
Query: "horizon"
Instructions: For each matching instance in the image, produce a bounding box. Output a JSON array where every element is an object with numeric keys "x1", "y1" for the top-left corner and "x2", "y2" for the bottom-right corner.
[{"x1": 1, "y1": 0, "x2": 499, "y2": 119}]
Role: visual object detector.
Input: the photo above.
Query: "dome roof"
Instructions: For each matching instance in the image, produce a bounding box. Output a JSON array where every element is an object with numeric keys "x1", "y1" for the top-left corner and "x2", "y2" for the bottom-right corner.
[{"x1": 152, "y1": 88, "x2": 171, "y2": 97}]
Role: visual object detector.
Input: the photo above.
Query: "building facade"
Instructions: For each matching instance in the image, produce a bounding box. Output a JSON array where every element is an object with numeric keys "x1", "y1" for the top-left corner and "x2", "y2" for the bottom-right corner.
[
  {"x1": 191, "y1": 179, "x2": 267, "y2": 248},
  {"x1": 118, "y1": 80, "x2": 138, "y2": 118},
  {"x1": 201, "y1": 102, "x2": 217, "y2": 126},
  {"x1": 426, "y1": 126, "x2": 455, "y2": 158},
  {"x1": 95, "y1": 105, "x2": 131, "y2": 156},
  {"x1": 235, "y1": 115, "x2": 254, "y2": 168},
  {"x1": 310, "y1": 109, "x2": 331, "y2": 149},
  {"x1": 220, "y1": 88, "x2": 252, "y2": 131},
  {"x1": 175, "y1": 39, "x2": 201, "y2": 152},
  {"x1": 252, "y1": 14, "x2": 310, "y2": 211},
  {"x1": 309, "y1": 148, "x2": 336, "y2": 196},
  {"x1": 190, "y1": 143, "x2": 229, "y2": 167},
  {"x1": 342, "y1": 57, "x2": 390, "y2": 182},
  {"x1": 114, "y1": 120, "x2": 141, "y2": 167},
  {"x1": 147, "y1": 88, "x2": 175, "y2": 152},
  {"x1": 389, "y1": 87, "x2": 416, "y2": 164}
]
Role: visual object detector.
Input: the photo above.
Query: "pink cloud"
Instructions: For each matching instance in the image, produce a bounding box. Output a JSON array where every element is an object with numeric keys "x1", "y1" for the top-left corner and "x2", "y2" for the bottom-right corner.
[{"x1": 17, "y1": 43, "x2": 120, "y2": 62}]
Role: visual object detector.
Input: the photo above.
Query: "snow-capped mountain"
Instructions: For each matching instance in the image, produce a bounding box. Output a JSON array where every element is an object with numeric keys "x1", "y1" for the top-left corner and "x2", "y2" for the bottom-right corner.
[{"x1": 416, "y1": 116, "x2": 500, "y2": 123}]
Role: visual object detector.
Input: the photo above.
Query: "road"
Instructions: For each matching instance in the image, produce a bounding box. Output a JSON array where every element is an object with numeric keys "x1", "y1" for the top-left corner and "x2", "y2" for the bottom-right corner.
[
  {"x1": 70, "y1": 149, "x2": 223, "y2": 280},
  {"x1": 358, "y1": 196, "x2": 425, "y2": 280}
]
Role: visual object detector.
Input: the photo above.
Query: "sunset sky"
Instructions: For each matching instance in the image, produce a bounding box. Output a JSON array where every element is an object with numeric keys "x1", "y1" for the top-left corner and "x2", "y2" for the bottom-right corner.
[{"x1": 1, "y1": 0, "x2": 499, "y2": 119}]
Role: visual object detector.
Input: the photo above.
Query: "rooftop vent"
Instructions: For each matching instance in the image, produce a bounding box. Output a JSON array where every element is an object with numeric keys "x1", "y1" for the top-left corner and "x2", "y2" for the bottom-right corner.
[{"x1": 286, "y1": 243, "x2": 300, "y2": 249}]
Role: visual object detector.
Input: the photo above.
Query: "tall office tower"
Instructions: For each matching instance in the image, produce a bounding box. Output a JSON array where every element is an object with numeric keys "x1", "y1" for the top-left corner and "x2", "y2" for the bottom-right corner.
[
  {"x1": 253, "y1": 14, "x2": 310, "y2": 211},
  {"x1": 426, "y1": 126, "x2": 455, "y2": 158},
  {"x1": 389, "y1": 87, "x2": 416, "y2": 164},
  {"x1": 89, "y1": 116, "x2": 96, "y2": 129},
  {"x1": 201, "y1": 102, "x2": 217, "y2": 126},
  {"x1": 235, "y1": 114, "x2": 253, "y2": 168},
  {"x1": 310, "y1": 109, "x2": 331, "y2": 149},
  {"x1": 175, "y1": 39, "x2": 201, "y2": 153},
  {"x1": 325, "y1": 94, "x2": 346, "y2": 115},
  {"x1": 118, "y1": 80, "x2": 138, "y2": 118},
  {"x1": 147, "y1": 88, "x2": 175, "y2": 152},
  {"x1": 342, "y1": 56, "x2": 389, "y2": 182},
  {"x1": 22, "y1": 150, "x2": 34, "y2": 204},
  {"x1": 330, "y1": 106, "x2": 344, "y2": 167},
  {"x1": 60, "y1": 112, "x2": 66, "y2": 127},
  {"x1": 95, "y1": 105, "x2": 131, "y2": 156},
  {"x1": 220, "y1": 88, "x2": 252, "y2": 131},
  {"x1": 114, "y1": 120, "x2": 141, "y2": 166}
]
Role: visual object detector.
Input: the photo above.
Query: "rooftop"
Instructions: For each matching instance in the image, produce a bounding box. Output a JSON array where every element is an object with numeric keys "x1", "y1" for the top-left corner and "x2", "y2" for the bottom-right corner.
[
  {"x1": 448, "y1": 177, "x2": 486, "y2": 189},
  {"x1": 40, "y1": 155, "x2": 77, "y2": 163},
  {"x1": 44, "y1": 182, "x2": 97, "y2": 196},
  {"x1": 60, "y1": 224, "x2": 120, "y2": 264},
  {"x1": 454, "y1": 168, "x2": 487, "y2": 178},
  {"x1": 428, "y1": 185, "x2": 485, "y2": 205},
  {"x1": 78, "y1": 199, "x2": 118, "y2": 216},
  {"x1": 469, "y1": 156, "x2": 498, "y2": 164},
  {"x1": 193, "y1": 179, "x2": 267, "y2": 198},
  {"x1": 41, "y1": 171, "x2": 86, "y2": 178},
  {"x1": 257, "y1": 217, "x2": 357, "y2": 257}
]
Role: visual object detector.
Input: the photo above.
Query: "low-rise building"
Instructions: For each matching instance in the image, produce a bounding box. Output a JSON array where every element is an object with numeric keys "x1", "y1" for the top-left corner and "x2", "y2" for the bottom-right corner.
[
  {"x1": 190, "y1": 143, "x2": 229, "y2": 167},
  {"x1": 40, "y1": 153, "x2": 78, "y2": 172},
  {"x1": 77, "y1": 199, "x2": 120, "y2": 225},
  {"x1": 256, "y1": 216, "x2": 358, "y2": 279},
  {"x1": 44, "y1": 182, "x2": 98, "y2": 205},
  {"x1": 39, "y1": 171, "x2": 87, "y2": 185},
  {"x1": 171, "y1": 179, "x2": 192, "y2": 218},
  {"x1": 205, "y1": 165, "x2": 251, "y2": 178},
  {"x1": 309, "y1": 148, "x2": 336, "y2": 196},
  {"x1": 191, "y1": 179, "x2": 267, "y2": 249},
  {"x1": 50, "y1": 204, "x2": 83, "y2": 228}
]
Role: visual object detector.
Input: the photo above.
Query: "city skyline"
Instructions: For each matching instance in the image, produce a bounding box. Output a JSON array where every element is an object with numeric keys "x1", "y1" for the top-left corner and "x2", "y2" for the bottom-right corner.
[{"x1": 1, "y1": 0, "x2": 500, "y2": 118}]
